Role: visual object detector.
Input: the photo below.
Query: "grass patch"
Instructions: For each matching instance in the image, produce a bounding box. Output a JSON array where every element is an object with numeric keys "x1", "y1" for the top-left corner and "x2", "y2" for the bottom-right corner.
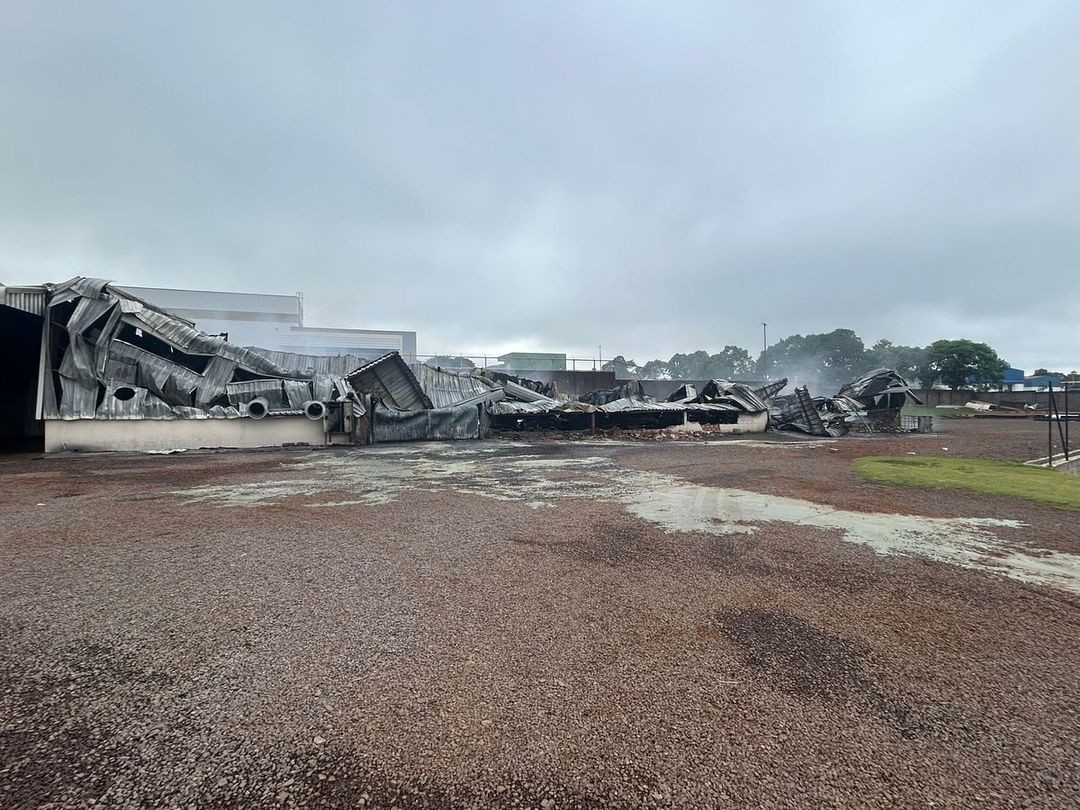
[{"x1": 853, "y1": 456, "x2": 1080, "y2": 511}]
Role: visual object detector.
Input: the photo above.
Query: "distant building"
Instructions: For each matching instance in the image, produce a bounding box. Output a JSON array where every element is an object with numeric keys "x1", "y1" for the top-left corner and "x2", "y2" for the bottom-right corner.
[
  {"x1": 1003, "y1": 368, "x2": 1025, "y2": 387},
  {"x1": 119, "y1": 285, "x2": 416, "y2": 360},
  {"x1": 1023, "y1": 373, "x2": 1064, "y2": 390},
  {"x1": 495, "y1": 352, "x2": 567, "y2": 372}
]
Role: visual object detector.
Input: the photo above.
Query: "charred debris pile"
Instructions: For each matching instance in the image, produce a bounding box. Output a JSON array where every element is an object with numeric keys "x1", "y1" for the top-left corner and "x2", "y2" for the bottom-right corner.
[
  {"x1": 421, "y1": 364, "x2": 924, "y2": 438},
  {"x1": 766, "y1": 369, "x2": 925, "y2": 437},
  {"x1": 32, "y1": 278, "x2": 923, "y2": 444}
]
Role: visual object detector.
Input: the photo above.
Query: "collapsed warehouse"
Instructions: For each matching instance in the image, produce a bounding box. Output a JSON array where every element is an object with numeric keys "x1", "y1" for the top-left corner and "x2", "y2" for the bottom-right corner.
[
  {"x1": 768, "y1": 369, "x2": 926, "y2": 437},
  {"x1": 0, "y1": 278, "x2": 923, "y2": 452}
]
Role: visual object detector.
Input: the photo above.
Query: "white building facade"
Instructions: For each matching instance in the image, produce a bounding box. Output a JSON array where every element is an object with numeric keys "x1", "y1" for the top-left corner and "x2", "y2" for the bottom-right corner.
[{"x1": 119, "y1": 285, "x2": 417, "y2": 360}]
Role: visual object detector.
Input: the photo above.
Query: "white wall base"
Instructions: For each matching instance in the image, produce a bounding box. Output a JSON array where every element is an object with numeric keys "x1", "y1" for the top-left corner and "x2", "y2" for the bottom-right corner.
[
  {"x1": 45, "y1": 417, "x2": 325, "y2": 453},
  {"x1": 1056, "y1": 457, "x2": 1080, "y2": 476},
  {"x1": 714, "y1": 411, "x2": 769, "y2": 434}
]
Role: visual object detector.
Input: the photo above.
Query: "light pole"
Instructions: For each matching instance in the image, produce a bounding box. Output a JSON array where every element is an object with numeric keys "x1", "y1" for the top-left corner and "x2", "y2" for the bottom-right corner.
[{"x1": 761, "y1": 323, "x2": 768, "y2": 379}]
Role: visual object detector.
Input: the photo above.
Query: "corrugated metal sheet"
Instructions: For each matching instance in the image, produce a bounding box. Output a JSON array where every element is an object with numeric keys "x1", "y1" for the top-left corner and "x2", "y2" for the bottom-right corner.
[
  {"x1": 40, "y1": 368, "x2": 60, "y2": 420},
  {"x1": 284, "y1": 379, "x2": 313, "y2": 408},
  {"x1": 37, "y1": 278, "x2": 387, "y2": 422},
  {"x1": 56, "y1": 375, "x2": 100, "y2": 419},
  {"x1": 836, "y1": 368, "x2": 923, "y2": 408},
  {"x1": 244, "y1": 348, "x2": 369, "y2": 378},
  {"x1": 754, "y1": 379, "x2": 788, "y2": 401},
  {"x1": 96, "y1": 383, "x2": 176, "y2": 420},
  {"x1": 684, "y1": 402, "x2": 750, "y2": 413},
  {"x1": 502, "y1": 380, "x2": 557, "y2": 404},
  {"x1": 579, "y1": 380, "x2": 647, "y2": 406},
  {"x1": 120, "y1": 306, "x2": 291, "y2": 378},
  {"x1": 452, "y1": 388, "x2": 506, "y2": 408},
  {"x1": 346, "y1": 352, "x2": 432, "y2": 411},
  {"x1": 696, "y1": 380, "x2": 769, "y2": 412},
  {"x1": 312, "y1": 376, "x2": 335, "y2": 402},
  {"x1": 419, "y1": 365, "x2": 498, "y2": 409},
  {"x1": 93, "y1": 302, "x2": 124, "y2": 376},
  {"x1": 373, "y1": 402, "x2": 488, "y2": 442},
  {"x1": 597, "y1": 398, "x2": 684, "y2": 412},
  {"x1": 106, "y1": 357, "x2": 138, "y2": 385},
  {"x1": 226, "y1": 379, "x2": 289, "y2": 408},
  {"x1": 195, "y1": 355, "x2": 237, "y2": 407},
  {"x1": 58, "y1": 296, "x2": 118, "y2": 391},
  {"x1": 331, "y1": 377, "x2": 355, "y2": 402},
  {"x1": 488, "y1": 396, "x2": 751, "y2": 418},
  {"x1": 0, "y1": 285, "x2": 48, "y2": 316},
  {"x1": 39, "y1": 279, "x2": 311, "y2": 419},
  {"x1": 171, "y1": 404, "x2": 241, "y2": 419},
  {"x1": 106, "y1": 340, "x2": 202, "y2": 392},
  {"x1": 488, "y1": 399, "x2": 563, "y2": 415},
  {"x1": 52, "y1": 277, "x2": 112, "y2": 304}
]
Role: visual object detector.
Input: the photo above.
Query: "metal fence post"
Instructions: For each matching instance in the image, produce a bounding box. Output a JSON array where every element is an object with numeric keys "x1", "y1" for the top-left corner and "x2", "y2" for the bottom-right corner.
[
  {"x1": 1066, "y1": 381, "x2": 1071, "y2": 462},
  {"x1": 1048, "y1": 382, "x2": 1054, "y2": 467}
]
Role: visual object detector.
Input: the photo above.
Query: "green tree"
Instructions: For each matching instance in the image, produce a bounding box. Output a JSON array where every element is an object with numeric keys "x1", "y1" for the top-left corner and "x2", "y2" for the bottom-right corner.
[
  {"x1": 757, "y1": 328, "x2": 867, "y2": 391},
  {"x1": 865, "y1": 339, "x2": 927, "y2": 382},
  {"x1": 913, "y1": 357, "x2": 939, "y2": 389},
  {"x1": 628, "y1": 346, "x2": 756, "y2": 381},
  {"x1": 713, "y1": 345, "x2": 756, "y2": 378},
  {"x1": 667, "y1": 350, "x2": 710, "y2": 379},
  {"x1": 926, "y1": 339, "x2": 1008, "y2": 390},
  {"x1": 668, "y1": 346, "x2": 755, "y2": 379}
]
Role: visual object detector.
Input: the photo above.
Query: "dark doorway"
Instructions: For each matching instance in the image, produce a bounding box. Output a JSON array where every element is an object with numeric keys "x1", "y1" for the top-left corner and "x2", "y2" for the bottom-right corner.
[{"x1": 0, "y1": 306, "x2": 45, "y2": 451}]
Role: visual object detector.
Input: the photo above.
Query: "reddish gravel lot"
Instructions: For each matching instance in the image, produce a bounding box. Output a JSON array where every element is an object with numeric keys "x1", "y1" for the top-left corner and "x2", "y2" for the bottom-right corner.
[{"x1": 1, "y1": 418, "x2": 1078, "y2": 808}]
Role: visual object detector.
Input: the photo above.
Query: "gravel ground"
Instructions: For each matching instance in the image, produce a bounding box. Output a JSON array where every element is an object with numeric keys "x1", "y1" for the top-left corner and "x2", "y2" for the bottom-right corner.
[{"x1": 2, "y1": 419, "x2": 1079, "y2": 808}]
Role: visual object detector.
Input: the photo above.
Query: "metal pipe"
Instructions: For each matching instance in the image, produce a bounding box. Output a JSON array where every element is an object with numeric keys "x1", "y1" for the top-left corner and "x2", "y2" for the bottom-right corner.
[{"x1": 247, "y1": 397, "x2": 270, "y2": 420}]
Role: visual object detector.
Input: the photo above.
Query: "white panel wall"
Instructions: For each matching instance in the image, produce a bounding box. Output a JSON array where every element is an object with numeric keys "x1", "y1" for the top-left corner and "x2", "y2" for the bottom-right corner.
[{"x1": 46, "y1": 417, "x2": 325, "y2": 452}]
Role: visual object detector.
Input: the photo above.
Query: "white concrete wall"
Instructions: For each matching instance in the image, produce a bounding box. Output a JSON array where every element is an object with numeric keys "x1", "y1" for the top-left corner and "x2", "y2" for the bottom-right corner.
[
  {"x1": 714, "y1": 411, "x2": 769, "y2": 434},
  {"x1": 45, "y1": 417, "x2": 325, "y2": 453}
]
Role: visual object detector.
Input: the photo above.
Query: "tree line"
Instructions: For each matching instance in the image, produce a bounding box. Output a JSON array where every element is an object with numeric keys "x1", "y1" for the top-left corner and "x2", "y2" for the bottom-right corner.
[{"x1": 602, "y1": 329, "x2": 1047, "y2": 391}]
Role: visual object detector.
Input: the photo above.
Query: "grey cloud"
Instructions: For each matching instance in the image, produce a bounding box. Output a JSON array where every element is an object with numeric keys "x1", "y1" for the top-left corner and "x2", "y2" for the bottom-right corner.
[{"x1": 1, "y1": 1, "x2": 1078, "y2": 370}]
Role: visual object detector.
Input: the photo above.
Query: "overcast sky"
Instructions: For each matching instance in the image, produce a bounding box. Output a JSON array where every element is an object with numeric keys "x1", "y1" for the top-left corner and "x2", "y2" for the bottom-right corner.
[{"x1": 2, "y1": 1, "x2": 1078, "y2": 370}]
